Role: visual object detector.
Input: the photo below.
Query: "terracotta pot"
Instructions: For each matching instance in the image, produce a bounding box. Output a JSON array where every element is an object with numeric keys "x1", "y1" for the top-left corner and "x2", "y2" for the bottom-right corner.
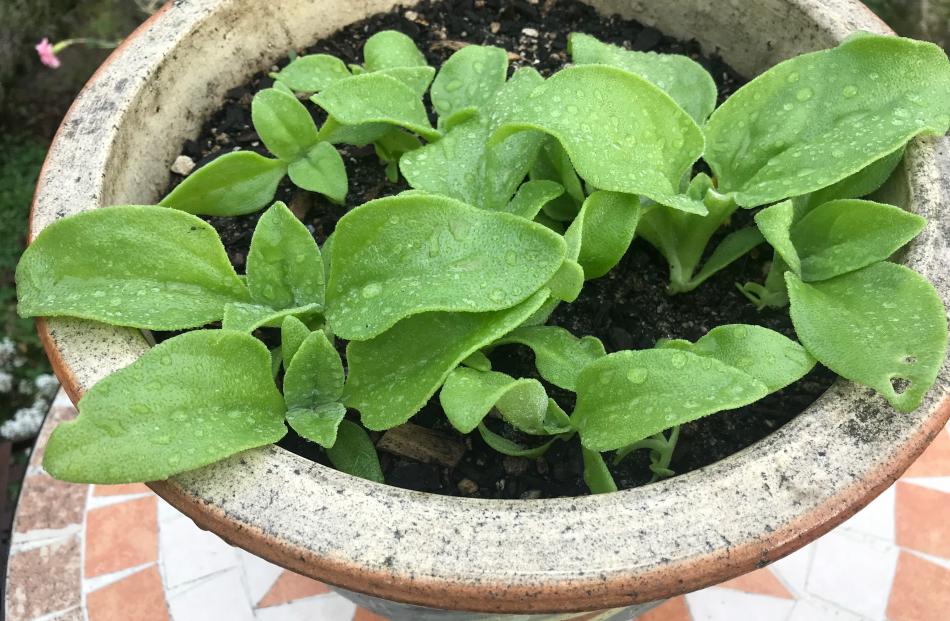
[{"x1": 29, "y1": 0, "x2": 950, "y2": 619}]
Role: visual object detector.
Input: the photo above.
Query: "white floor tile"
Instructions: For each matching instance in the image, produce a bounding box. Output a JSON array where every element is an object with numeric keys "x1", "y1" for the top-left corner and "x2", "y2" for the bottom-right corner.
[
  {"x1": 839, "y1": 486, "x2": 895, "y2": 542},
  {"x1": 805, "y1": 529, "x2": 899, "y2": 620},
  {"x1": 771, "y1": 544, "x2": 815, "y2": 597},
  {"x1": 685, "y1": 587, "x2": 795, "y2": 621},
  {"x1": 787, "y1": 598, "x2": 863, "y2": 621},
  {"x1": 236, "y1": 547, "x2": 284, "y2": 606},
  {"x1": 160, "y1": 512, "x2": 240, "y2": 590},
  {"x1": 157, "y1": 497, "x2": 186, "y2": 523},
  {"x1": 254, "y1": 593, "x2": 356, "y2": 621},
  {"x1": 168, "y1": 568, "x2": 255, "y2": 621},
  {"x1": 901, "y1": 476, "x2": 950, "y2": 494}
]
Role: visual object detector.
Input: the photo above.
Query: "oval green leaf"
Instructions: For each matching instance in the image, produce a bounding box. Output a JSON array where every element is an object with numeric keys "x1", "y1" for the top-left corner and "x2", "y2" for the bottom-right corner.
[
  {"x1": 705, "y1": 34, "x2": 950, "y2": 207},
  {"x1": 786, "y1": 263, "x2": 947, "y2": 412},
  {"x1": 42, "y1": 330, "x2": 286, "y2": 483},
  {"x1": 491, "y1": 65, "x2": 705, "y2": 213},
  {"x1": 439, "y1": 367, "x2": 548, "y2": 435},
  {"x1": 492, "y1": 325, "x2": 606, "y2": 391},
  {"x1": 431, "y1": 45, "x2": 509, "y2": 120},
  {"x1": 573, "y1": 349, "x2": 768, "y2": 451},
  {"x1": 564, "y1": 190, "x2": 642, "y2": 279},
  {"x1": 325, "y1": 194, "x2": 566, "y2": 340},
  {"x1": 568, "y1": 32, "x2": 717, "y2": 123},
  {"x1": 159, "y1": 151, "x2": 287, "y2": 217},
  {"x1": 251, "y1": 88, "x2": 319, "y2": 162},
  {"x1": 273, "y1": 54, "x2": 351, "y2": 93},
  {"x1": 343, "y1": 290, "x2": 548, "y2": 430},
  {"x1": 287, "y1": 141, "x2": 348, "y2": 203},
  {"x1": 246, "y1": 202, "x2": 325, "y2": 310},
  {"x1": 17, "y1": 206, "x2": 250, "y2": 330},
  {"x1": 363, "y1": 30, "x2": 428, "y2": 72},
  {"x1": 325, "y1": 419, "x2": 384, "y2": 483}
]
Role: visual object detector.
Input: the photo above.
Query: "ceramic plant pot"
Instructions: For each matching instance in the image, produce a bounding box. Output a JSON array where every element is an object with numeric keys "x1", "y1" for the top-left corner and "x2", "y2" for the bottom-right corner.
[{"x1": 29, "y1": 0, "x2": 950, "y2": 619}]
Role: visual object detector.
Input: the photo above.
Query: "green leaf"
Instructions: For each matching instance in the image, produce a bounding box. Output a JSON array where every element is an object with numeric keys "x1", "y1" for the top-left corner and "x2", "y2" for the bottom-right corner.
[
  {"x1": 564, "y1": 191, "x2": 641, "y2": 279},
  {"x1": 363, "y1": 30, "x2": 428, "y2": 72},
  {"x1": 658, "y1": 324, "x2": 815, "y2": 392},
  {"x1": 286, "y1": 403, "x2": 347, "y2": 448},
  {"x1": 284, "y1": 330, "x2": 344, "y2": 409},
  {"x1": 568, "y1": 32, "x2": 717, "y2": 123},
  {"x1": 42, "y1": 330, "x2": 286, "y2": 483},
  {"x1": 430, "y1": 45, "x2": 508, "y2": 121},
  {"x1": 478, "y1": 423, "x2": 563, "y2": 458},
  {"x1": 546, "y1": 260, "x2": 584, "y2": 303},
  {"x1": 637, "y1": 175, "x2": 742, "y2": 292},
  {"x1": 439, "y1": 367, "x2": 548, "y2": 434},
  {"x1": 221, "y1": 303, "x2": 321, "y2": 333},
  {"x1": 461, "y1": 350, "x2": 492, "y2": 372},
  {"x1": 505, "y1": 180, "x2": 565, "y2": 219},
  {"x1": 287, "y1": 141, "x2": 348, "y2": 203},
  {"x1": 801, "y1": 147, "x2": 905, "y2": 211},
  {"x1": 17, "y1": 206, "x2": 250, "y2": 330},
  {"x1": 705, "y1": 34, "x2": 950, "y2": 207},
  {"x1": 251, "y1": 88, "x2": 319, "y2": 162},
  {"x1": 791, "y1": 199, "x2": 925, "y2": 281},
  {"x1": 581, "y1": 447, "x2": 617, "y2": 494},
  {"x1": 687, "y1": 227, "x2": 765, "y2": 290},
  {"x1": 572, "y1": 349, "x2": 768, "y2": 451},
  {"x1": 530, "y1": 138, "x2": 585, "y2": 221},
  {"x1": 401, "y1": 67, "x2": 546, "y2": 210},
  {"x1": 284, "y1": 330, "x2": 345, "y2": 447},
  {"x1": 325, "y1": 194, "x2": 566, "y2": 340},
  {"x1": 375, "y1": 66, "x2": 437, "y2": 98},
  {"x1": 246, "y1": 202, "x2": 324, "y2": 310},
  {"x1": 374, "y1": 128, "x2": 423, "y2": 164},
  {"x1": 754, "y1": 200, "x2": 802, "y2": 275},
  {"x1": 325, "y1": 420, "x2": 384, "y2": 483},
  {"x1": 491, "y1": 65, "x2": 705, "y2": 214},
  {"x1": 160, "y1": 151, "x2": 287, "y2": 217},
  {"x1": 343, "y1": 290, "x2": 548, "y2": 430},
  {"x1": 280, "y1": 315, "x2": 311, "y2": 366},
  {"x1": 492, "y1": 325, "x2": 606, "y2": 391},
  {"x1": 786, "y1": 264, "x2": 948, "y2": 412},
  {"x1": 312, "y1": 73, "x2": 440, "y2": 142},
  {"x1": 272, "y1": 54, "x2": 351, "y2": 93}
]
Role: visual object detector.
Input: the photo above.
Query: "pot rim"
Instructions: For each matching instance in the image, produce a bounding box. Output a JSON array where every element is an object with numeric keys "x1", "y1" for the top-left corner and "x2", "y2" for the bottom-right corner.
[{"x1": 29, "y1": 0, "x2": 950, "y2": 614}]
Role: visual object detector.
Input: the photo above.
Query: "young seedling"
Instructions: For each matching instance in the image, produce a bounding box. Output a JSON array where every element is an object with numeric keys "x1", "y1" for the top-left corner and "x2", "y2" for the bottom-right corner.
[{"x1": 17, "y1": 30, "x2": 950, "y2": 495}]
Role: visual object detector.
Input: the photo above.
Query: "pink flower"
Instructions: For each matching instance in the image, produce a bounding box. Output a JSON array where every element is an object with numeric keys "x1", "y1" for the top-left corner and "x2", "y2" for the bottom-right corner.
[{"x1": 35, "y1": 38, "x2": 61, "y2": 69}]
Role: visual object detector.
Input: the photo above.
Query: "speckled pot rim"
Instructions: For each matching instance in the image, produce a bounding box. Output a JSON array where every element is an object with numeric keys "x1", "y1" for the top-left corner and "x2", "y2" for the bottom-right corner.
[{"x1": 28, "y1": 0, "x2": 950, "y2": 615}]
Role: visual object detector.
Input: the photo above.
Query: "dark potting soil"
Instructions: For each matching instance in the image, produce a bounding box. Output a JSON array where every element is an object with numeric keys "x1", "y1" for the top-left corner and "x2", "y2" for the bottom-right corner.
[{"x1": 160, "y1": 0, "x2": 836, "y2": 499}]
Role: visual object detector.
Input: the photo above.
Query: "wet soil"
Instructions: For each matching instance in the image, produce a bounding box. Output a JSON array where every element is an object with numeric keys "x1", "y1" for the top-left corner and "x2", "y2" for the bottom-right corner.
[{"x1": 161, "y1": 0, "x2": 836, "y2": 498}]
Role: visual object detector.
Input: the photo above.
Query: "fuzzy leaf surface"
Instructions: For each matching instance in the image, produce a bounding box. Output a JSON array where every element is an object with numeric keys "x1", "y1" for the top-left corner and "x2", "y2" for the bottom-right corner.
[
  {"x1": 659, "y1": 324, "x2": 816, "y2": 392},
  {"x1": 564, "y1": 191, "x2": 641, "y2": 279},
  {"x1": 284, "y1": 330, "x2": 345, "y2": 447},
  {"x1": 439, "y1": 367, "x2": 548, "y2": 434},
  {"x1": 705, "y1": 34, "x2": 950, "y2": 207},
  {"x1": 569, "y1": 32, "x2": 717, "y2": 123},
  {"x1": 573, "y1": 349, "x2": 768, "y2": 451},
  {"x1": 786, "y1": 264, "x2": 947, "y2": 412},
  {"x1": 287, "y1": 141, "x2": 348, "y2": 203},
  {"x1": 343, "y1": 290, "x2": 547, "y2": 430},
  {"x1": 42, "y1": 330, "x2": 286, "y2": 483},
  {"x1": 493, "y1": 325, "x2": 606, "y2": 391},
  {"x1": 17, "y1": 206, "x2": 250, "y2": 330},
  {"x1": 326, "y1": 420, "x2": 384, "y2": 483},
  {"x1": 272, "y1": 54, "x2": 351, "y2": 92},
  {"x1": 430, "y1": 45, "x2": 508, "y2": 121},
  {"x1": 160, "y1": 151, "x2": 287, "y2": 217},
  {"x1": 251, "y1": 88, "x2": 319, "y2": 162},
  {"x1": 326, "y1": 194, "x2": 565, "y2": 340},
  {"x1": 491, "y1": 65, "x2": 705, "y2": 213},
  {"x1": 246, "y1": 202, "x2": 325, "y2": 310}
]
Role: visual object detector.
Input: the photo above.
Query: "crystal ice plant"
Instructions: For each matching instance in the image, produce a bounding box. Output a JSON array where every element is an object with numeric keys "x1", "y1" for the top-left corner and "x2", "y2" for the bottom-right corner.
[{"x1": 16, "y1": 31, "x2": 950, "y2": 493}]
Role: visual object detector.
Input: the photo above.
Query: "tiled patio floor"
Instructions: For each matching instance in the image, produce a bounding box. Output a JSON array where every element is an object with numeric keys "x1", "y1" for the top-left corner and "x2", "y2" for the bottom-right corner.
[{"x1": 6, "y1": 389, "x2": 950, "y2": 621}]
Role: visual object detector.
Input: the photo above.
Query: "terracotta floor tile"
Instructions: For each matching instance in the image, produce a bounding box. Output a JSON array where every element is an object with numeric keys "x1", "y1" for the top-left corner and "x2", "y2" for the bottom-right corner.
[
  {"x1": 5, "y1": 536, "x2": 81, "y2": 621},
  {"x1": 886, "y1": 551, "x2": 950, "y2": 621},
  {"x1": 904, "y1": 430, "x2": 950, "y2": 478},
  {"x1": 93, "y1": 483, "x2": 151, "y2": 497},
  {"x1": 13, "y1": 473, "x2": 87, "y2": 533},
  {"x1": 85, "y1": 495, "x2": 158, "y2": 578},
  {"x1": 895, "y1": 481, "x2": 950, "y2": 559},
  {"x1": 87, "y1": 565, "x2": 169, "y2": 621},
  {"x1": 352, "y1": 608, "x2": 390, "y2": 621},
  {"x1": 718, "y1": 567, "x2": 793, "y2": 599},
  {"x1": 256, "y1": 570, "x2": 331, "y2": 607},
  {"x1": 638, "y1": 596, "x2": 692, "y2": 621}
]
